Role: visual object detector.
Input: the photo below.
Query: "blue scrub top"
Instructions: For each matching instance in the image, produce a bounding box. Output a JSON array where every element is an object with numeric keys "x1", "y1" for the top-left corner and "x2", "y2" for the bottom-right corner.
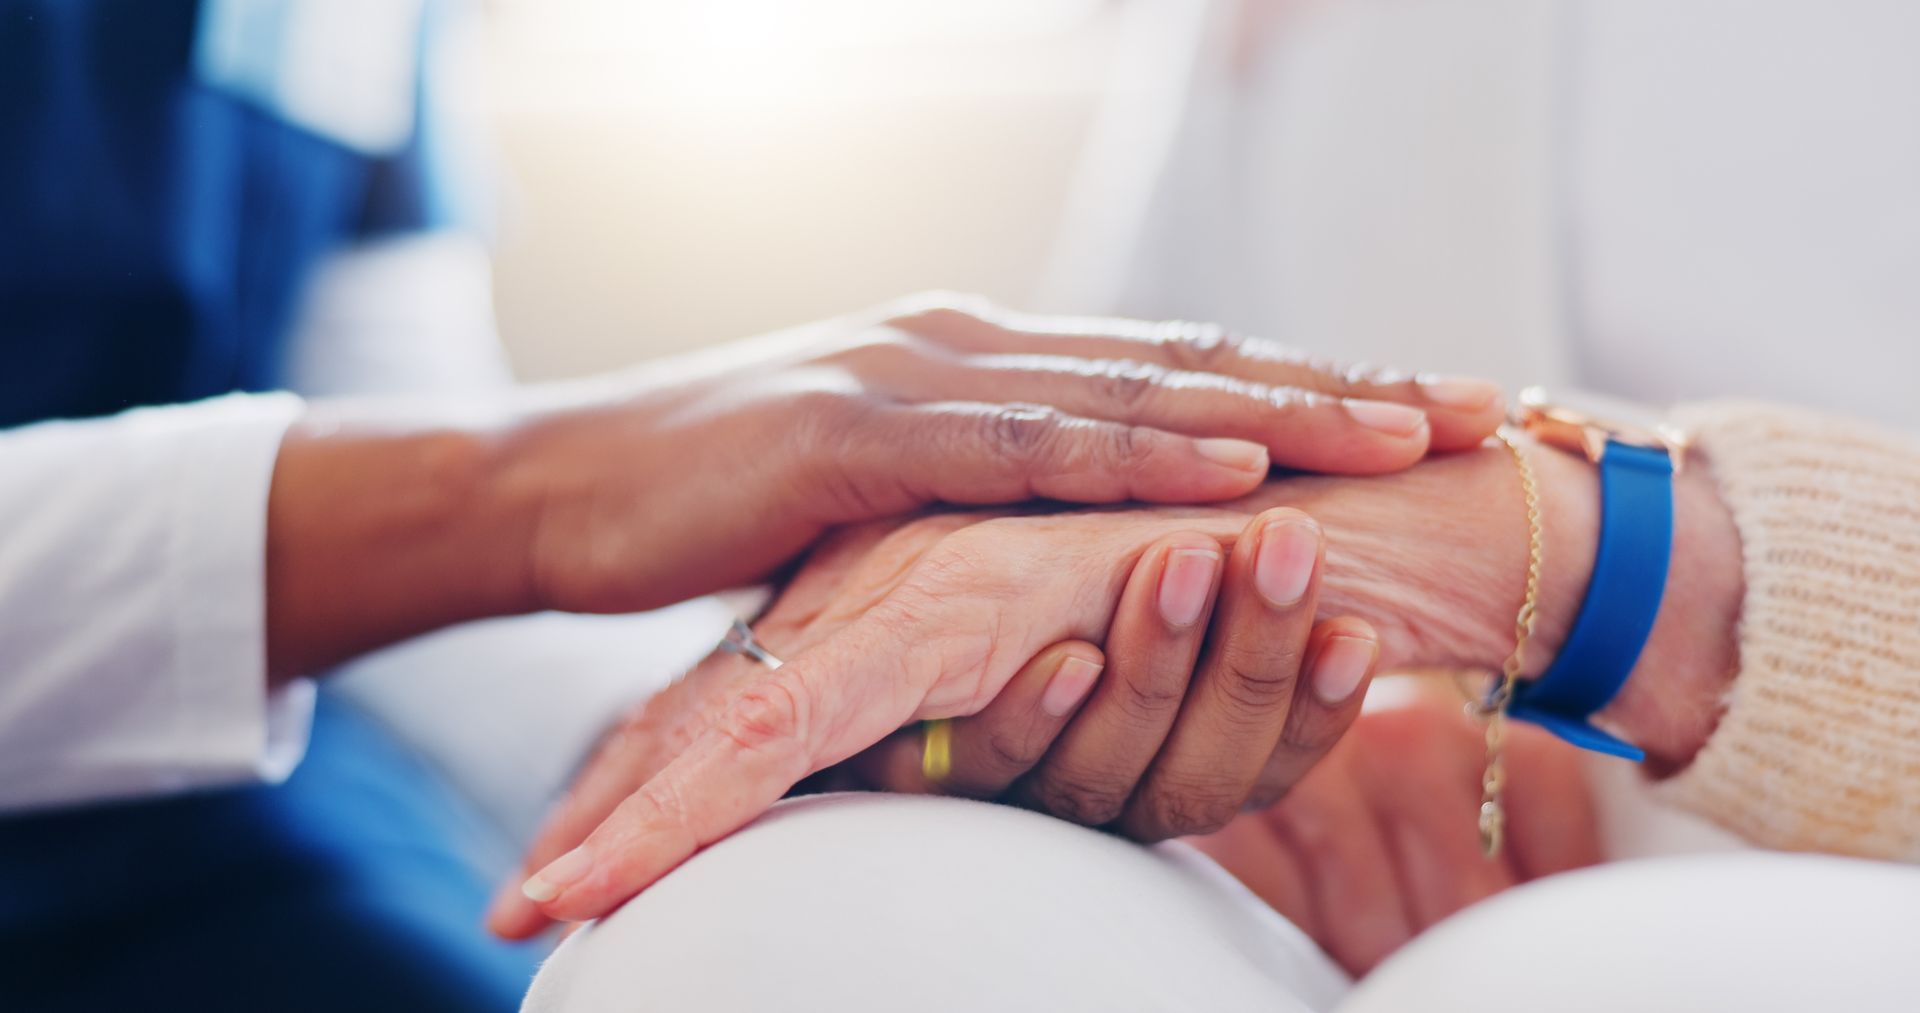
[
  {"x1": 0, "y1": 10, "x2": 540, "y2": 1008},
  {"x1": 0, "y1": 0, "x2": 468, "y2": 428}
]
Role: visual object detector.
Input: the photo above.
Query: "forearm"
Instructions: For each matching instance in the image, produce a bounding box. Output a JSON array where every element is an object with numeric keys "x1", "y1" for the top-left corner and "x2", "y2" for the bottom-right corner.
[
  {"x1": 1588, "y1": 449, "x2": 1743, "y2": 773},
  {"x1": 1171, "y1": 442, "x2": 1745, "y2": 769},
  {"x1": 757, "y1": 441, "x2": 1748, "y2": 772},
  {"x1": 265, "y1": 407, "x2": 540, "y2": 684}
]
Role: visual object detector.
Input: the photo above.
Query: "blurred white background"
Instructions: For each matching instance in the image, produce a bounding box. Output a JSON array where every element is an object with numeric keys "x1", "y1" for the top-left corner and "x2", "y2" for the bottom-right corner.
[{"x1": 480, "y1": 0, "x2": 1120, "y2": 379}]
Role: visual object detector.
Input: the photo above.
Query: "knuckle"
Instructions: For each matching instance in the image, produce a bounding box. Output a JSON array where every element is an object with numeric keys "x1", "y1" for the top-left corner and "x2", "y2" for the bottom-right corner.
[
  {"x1": 1346, "y1": 360, "x2": 1416, "y2": 394},
  {"x1": 1100, "y1": 424, "x2": 1156, "y2": 473},
  {"x1": 983, "y1": 403, "x2": 1062, "y2": 461},
  {"x1": 1093, "y1": 361, "x2": 1166, "y2": 413},
  {"x1": 1266, "y1": 388, "x2": 1350, "y2": 430},
  {"x1": 606, "y1": 774, "x2": 693, "y2": 856},
  {"x1": 1214, "y1": 661, "x2": 1298, "y2": 721},
  {"x1": 1302, "y1": 357, "x2": 1365, "y2": 396},
  {"x1": 1030, "y1": 775, "x2": 1131, "y2": 827},
  {"x1": 1163, "y1": 323, "x2": 1248, "y2": 372},
  {"x1": 1135, "y1": 782, "x2": 1240, "y2": 839},
  {"x1": 1277, "y1": 347, "x2": 1361, "y2": 391},
  {"x1": 721, "y1": 679, "x2": 810, "y2": 758},
  {"x1": 639, "y1": 775, "x2": 690, "y2": 829},
  {"x1": 1264, "y1": 387, "x2": 1314, "y2": 422},
  {"x1": 1110, "y1": 671, "x2": 1188, "y2": 724},
  {"x1": 981, "y1": 729, "x2": 1041, "y2": 774}
]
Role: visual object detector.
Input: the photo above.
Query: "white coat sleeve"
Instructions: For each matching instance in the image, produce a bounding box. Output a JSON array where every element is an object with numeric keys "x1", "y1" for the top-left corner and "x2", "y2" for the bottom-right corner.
[{"x1": 0, "y1": 392, "x2": 308, "y2": 812}]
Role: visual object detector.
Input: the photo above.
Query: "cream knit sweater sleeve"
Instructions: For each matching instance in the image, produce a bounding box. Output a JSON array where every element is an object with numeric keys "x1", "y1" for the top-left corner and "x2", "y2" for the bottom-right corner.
[{"x1": 1657, "y1": 401, "x2": 1920, "y2": 861}]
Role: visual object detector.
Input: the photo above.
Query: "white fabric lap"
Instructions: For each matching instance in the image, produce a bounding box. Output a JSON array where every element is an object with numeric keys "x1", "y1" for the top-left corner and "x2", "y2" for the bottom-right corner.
[
  {"x1": 524, "y1": 793, "x2": 1350, "y2": 1013},
  {"x1": 1345, "y1": 852, "x2": 1920, "y2": 1013},
  {"x1": 527, "y1": 800, "x2": 1920, "y2": 1013}
]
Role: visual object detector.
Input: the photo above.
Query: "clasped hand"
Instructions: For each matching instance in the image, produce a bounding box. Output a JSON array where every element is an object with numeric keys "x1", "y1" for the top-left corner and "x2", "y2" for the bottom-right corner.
[
  {"x1": 477, "y1": 296, "x2": 1527, "y2": 943},
  {"x1": 501, "y1": 295, "x2": 1499, "y2": 614}
]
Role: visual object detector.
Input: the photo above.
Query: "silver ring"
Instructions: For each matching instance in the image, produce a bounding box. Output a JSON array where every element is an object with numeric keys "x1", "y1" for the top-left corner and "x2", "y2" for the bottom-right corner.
[{"x1": 717, "y1": 618, "x2": 785, "y2": 670}]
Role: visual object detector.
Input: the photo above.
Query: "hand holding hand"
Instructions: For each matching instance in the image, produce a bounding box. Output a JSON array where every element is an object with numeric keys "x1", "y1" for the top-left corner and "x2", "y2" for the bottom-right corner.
[
  {"x1": 266, "y1": 295, "x2": 1503, "y2": 678},
  {"x1": 847, "y1": 517, "x2": 1381, "y2": 842},
  {"x1": 488, "y1": 504, "x2": 1348, "y2": 935},
  {"x1": 488, "y1": 434, "x2": 1741, "y2": 937},
  {"x1": 505, "y1": 295, "x2": 1503, "y2": 614}
]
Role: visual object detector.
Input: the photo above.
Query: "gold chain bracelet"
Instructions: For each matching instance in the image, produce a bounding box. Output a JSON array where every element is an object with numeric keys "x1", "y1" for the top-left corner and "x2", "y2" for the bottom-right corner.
[{"x1": 1469, "y1": 428, "x2": 1546, "y2": 859}]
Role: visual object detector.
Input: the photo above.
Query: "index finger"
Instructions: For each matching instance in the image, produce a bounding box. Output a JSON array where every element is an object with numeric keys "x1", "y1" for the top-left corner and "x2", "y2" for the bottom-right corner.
[
  {"x1": 516, "y1": 610, "x2": 959, "y2": 922},
  {"x1": 894, "y1": 304, "x2": 1505, "y2": 451},
  {"x1": 485, "y1": 733, "x2": 645, "y2": 939},
  {"x1": 485, "y1": 703, "x2": 702, "y2": 939}
]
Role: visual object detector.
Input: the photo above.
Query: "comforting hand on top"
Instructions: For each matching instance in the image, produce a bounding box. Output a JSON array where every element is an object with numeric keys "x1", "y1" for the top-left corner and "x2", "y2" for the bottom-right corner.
[{"x1": 490, "y1": 429, "x2": 1743, "y2": 936}]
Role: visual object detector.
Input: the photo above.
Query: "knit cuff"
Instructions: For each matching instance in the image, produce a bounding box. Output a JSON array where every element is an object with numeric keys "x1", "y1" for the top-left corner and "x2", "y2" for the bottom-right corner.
[{"x1": 1657, "y1": 401, "x2": 1920, "y2": 860}]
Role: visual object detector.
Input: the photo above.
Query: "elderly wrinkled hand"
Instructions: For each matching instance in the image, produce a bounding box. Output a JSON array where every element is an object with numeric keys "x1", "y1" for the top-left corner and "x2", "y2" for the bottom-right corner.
[
  {"x1": 490, "y1": 433, "x2": 1739, "y2": 936},
  {"x1": 500, "y1": 295, "x2": 1501, "y2": 617},
  {"x1": 841, "y1": 511, "x2": 1381, "y2": 843},
  {"x1": 268, "y1": 294, "x2": 1500, "y2": 681},
  {"x1": 487, "y1": 452, "x2": 1510, "y2": 937},
  {"x1": 485, "y1": 502, "x2": 1298, "y2": 935}
]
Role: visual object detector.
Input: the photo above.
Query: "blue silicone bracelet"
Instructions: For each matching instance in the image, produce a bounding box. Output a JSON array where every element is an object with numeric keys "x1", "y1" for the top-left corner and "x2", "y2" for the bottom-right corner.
[{"x1": 1505, "y1": 441, "x2": 1673, "y2": 761}]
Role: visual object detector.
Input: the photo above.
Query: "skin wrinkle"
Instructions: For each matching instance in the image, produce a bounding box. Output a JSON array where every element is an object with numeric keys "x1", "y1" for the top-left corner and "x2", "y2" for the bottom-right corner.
[
  {"x1": 470, "y1": 297, "x2": 1518, "y2": 936},
  {"x1": 797, "y1": 443, "x2": 1592, "y2": 725},
  {"x1": 893, "y1": 462, "x2": 1510, "y2": 679},
  {"x1": 529, "y1": 453, "x2": 1556, "y2": 918},
  {"x1": 925, "y1": 441, "x2": 1722, "y2": 757}
]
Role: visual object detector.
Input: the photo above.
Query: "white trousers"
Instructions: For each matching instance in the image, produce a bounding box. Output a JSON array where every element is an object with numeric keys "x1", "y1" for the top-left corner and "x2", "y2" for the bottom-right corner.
[{"x1": 524, "y1": 794, "x2": 1920, "y2": 1013}]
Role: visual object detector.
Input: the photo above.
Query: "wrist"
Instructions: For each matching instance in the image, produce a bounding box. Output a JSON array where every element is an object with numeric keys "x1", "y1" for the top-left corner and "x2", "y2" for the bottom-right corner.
[
  {"x1": 1594, "y1": 454, "x2": 1743, "y2": 771},
  {"x1": 1510, "y1": 438, "x2": 1744, "y2": 770},
  {"x1": 1519, "y1": 440, "x2": 1599, "y2": 675},
  {"x1": 266, "y1": 409, "x2": 538, "y2": 681},
  {"x1": 1308, "y1": 435, "x2": 1741, "y2": 771},
  {"x1": 1305, "y1": 444, "x2": 1588, "y2": 675}
]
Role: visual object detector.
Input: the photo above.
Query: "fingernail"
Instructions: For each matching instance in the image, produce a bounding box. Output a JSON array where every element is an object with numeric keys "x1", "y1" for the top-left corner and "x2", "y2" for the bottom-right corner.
[
  {"x1": 1418, "y1": 374, "x2": 1502, "y2": 410},
  {"x1": 1158, "y1": 547, "x2": 1221, "y2": 627},
  {"x1": 1194, "y1": 437, "x2": 1269, "y2": 472},
  {"x1": 1254, "y1": 518, "x2": 1319, "y2": 607},
  {"x1": 1343, "y1": 399, "x2": 1427, "y2": 437},
  {"x1": 522, "y1": 846, "x2": 593, "y2": 903},
  {"x1": 1041, "y1": 656, "x2": 1103, "y2": 717},
  {"x1": 1309, "y1": 634, "x2": 1377, "y2": 705}
]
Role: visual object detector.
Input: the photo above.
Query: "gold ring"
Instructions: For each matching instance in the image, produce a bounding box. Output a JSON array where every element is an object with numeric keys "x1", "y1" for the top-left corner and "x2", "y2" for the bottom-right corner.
[{"x1": 920, "y1": 719, "x2": 953, "y2": 784}]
